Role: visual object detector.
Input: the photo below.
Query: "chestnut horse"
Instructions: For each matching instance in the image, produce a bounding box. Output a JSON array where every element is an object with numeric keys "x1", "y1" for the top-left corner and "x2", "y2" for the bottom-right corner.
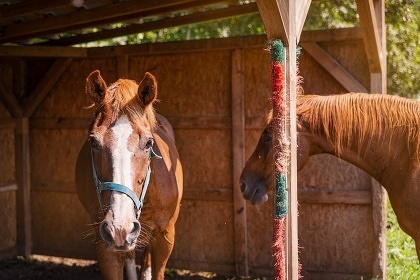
[
  {"x1": 240, "y1": 93, "x2": 420, "y2": 257},
  {"x1": 75, "y1": 70, "x2": 183, "y2": 280}
]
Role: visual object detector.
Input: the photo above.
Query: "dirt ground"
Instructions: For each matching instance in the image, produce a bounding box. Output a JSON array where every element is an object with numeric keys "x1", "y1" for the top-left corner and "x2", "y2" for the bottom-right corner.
[{"x1": 0, "y1": 255, "x2": 238, "y2": 280}]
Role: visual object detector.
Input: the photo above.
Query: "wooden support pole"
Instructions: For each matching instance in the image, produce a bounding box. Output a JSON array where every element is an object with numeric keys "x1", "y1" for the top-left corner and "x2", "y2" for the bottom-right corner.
[
  {"x1": 231, "y1": 48, "x2": 248, "y2": 276},
  {"x1": 356, "y1": 0, "x2": 384, "y2": 73},
  {"x1": 257, "y1": 0, "x2": 302, "y2": 278},
  {"x1": 15, "y1": 118, "x2": 32, "y2": 257},
  {"x1": 369, "y1": 2, "x2": 387, "y2": 279},
  {"x1": 284, "y1": 40, "x2": 299, "y2": 280}
]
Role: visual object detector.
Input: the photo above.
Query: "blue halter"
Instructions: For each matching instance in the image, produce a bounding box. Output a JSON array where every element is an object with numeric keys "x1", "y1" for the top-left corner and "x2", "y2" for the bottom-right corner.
[{"x1": 91, "y1": 147, "x2": 162, "y2": 220}]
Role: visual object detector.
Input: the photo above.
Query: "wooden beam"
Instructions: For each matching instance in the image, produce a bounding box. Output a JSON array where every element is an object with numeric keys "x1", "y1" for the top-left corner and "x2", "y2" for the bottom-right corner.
[
  {"x1": 30, "y1": 116, "x2": 230, "y2": 130},
  {"x1": 0, "y1": 0, "x2": 201, "y2": 43},
  {"x1": 182, "y1": 188, "x2": 232, "y2": 202},
  {"x1": 282, "y1": 2, "x2": 300, "y2": 278},
  {"x1": 355, "y1": 0, "x2": 383, "y2": 73},
  {"x1": 0, "y1": 80, "x2": 22, "y2": 117},
  {"x1": 299, "y1": 190, "x2": 371, "y2": 205},
  {"x1": 371, "y1": 179, "x2": 387, "y2": 279},
  {"x1": 301, "y1": 42, "x2": 368, "y2": 93},
  {"x1": 296, "y1": 0, "x2": 312, "y2": 42},
  {"x1": 42, "y1": 3, "x2": 258, "y2": 46},
  {"x1": 0, "y1": 46, "x2": 87, "y2": 58},
  {"x1": 15, "y1": 118, "x2": 32, "y2": 257},
  {"x1": 369, "y1": 3, "x2": 386, "y2": 278},
  {"x1": 256, "y1": 0, "x2": 288, "y2": 42},
  {"x1": 0, "y1": 119, "x2": 16, "y2": 129},
  {"x1": 231, "y1": 49, "x2": 248, "y2": 277},
  {"x1": 23, "y1": 58, "x2": 73, "y2": 117},
  {"x1": 31, "y1": 180, "x2": 375, "y2": 205},
  {"x1": 300, "y1": 27, "x2": 363, "y2": 43},
  {"x1": 0, "y1": 0, "x2": 81, "y2": 23},
  {"x1": 86, "y1": 29, "x2": 363, "y2": 58},
  {"x1": 12, "y1": 60, "x2": 27, "y2": 98},
  {"x1": 284, "y1": 46, "x2": 300, "y2": 280},
  {"x1": 30, "y1": 118, "x2": 90, "y2": 130},
  {"x1": 0, "y1": 184, "x2": 18, "y2": 193}
]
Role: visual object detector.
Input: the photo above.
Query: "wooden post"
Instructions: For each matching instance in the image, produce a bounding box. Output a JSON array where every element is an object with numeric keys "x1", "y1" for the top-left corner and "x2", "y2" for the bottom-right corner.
[
  {"x1": 369, "y1": 1, "x2": 387, "y2": 278},
  {"x1": 15, "y1": 118, "x2": 32, "y2": 257},
  {"x1": 257, "y1": 0, "x2": 306, "y2": 278},
  {"x1": 231, "y1": 48, "x2": 248, "y2": 276},
  {"x1": 284, "y1": 44, "x2": 299, "y2": 280}
]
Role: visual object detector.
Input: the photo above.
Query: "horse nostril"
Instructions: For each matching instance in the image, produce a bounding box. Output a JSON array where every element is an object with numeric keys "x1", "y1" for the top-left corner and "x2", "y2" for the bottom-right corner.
[
  {"x1": 99, "y1": 222, "x2": 113, "y2": 244},
  {"x1": 131, "y1": 221, "x2": 141, "y2": 236},
  {"x1": 240, "y1": 182, "x2": 246, "y2": 192}
]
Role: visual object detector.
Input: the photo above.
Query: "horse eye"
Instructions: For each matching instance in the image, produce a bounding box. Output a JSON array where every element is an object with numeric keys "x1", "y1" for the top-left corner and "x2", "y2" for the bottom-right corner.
[
  {"x1": 145, "y1": 138, "x2": 154, "y2": 150},
  {"x1": 263, "y1": 133, "x2": 272, "y2": 142},
  {"x1": 89, "y1": 136, "x2": 99, "y2": 149}
]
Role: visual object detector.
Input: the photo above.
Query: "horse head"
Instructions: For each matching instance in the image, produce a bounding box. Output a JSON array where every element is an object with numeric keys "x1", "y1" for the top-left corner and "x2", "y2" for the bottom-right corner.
[
  {"x1": 240, "y1": 108, "x2": 313, "y2": 205},
  {"x1": 240, "y1": 114, "x2": 274, "y2": 205},
  {"x1": 85, "y1": 70, "x2": 158, "y2": 252}
]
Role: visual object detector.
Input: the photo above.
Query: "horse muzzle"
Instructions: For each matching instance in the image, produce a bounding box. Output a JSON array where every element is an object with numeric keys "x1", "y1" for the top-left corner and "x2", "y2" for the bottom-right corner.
[
  {"x1": 240, "y1": 180, "x2": 269, "y2": 205},
  {"x1": 99, "y1": 217, "x2": 141, "y2": 251}
]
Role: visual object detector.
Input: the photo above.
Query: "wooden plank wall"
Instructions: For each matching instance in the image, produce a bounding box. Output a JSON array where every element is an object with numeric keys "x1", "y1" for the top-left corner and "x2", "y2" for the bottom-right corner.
[
  {"x1": 0, "y1": 33, "x2": 382, "y2": 279},
  {"x1": 0, "y1": 63, "x2": 18, "y2": 259}
]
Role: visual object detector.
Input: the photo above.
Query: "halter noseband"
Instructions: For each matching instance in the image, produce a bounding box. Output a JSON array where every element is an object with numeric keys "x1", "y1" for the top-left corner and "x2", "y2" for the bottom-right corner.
[{"x1": 90, "y1": 147, "x2": 162, "y2": 220}]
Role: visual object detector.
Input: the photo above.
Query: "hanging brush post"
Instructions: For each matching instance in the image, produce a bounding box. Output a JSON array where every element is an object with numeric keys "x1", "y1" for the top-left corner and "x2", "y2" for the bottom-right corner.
[{"x1": 269, "y1": 40, "x2": 301, "y2": 280}]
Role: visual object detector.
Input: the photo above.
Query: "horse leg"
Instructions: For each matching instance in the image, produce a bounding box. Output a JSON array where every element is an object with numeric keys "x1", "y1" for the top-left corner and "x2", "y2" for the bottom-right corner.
[
  {"x1": 96, "y1": 242, "x2": 125, "y2": 280},
  {"x1": 415, "y1": 238, "x2": 420, "y2": 262},
  {"x1": 125, "y1": 250, "x2": 138, "y2": 280},
  {"x1": 151, "y1": 225, "x2": 175, "y2": 280},
  {"x1": 138, "y1": 248, "x2": 152, "y2": 280}
]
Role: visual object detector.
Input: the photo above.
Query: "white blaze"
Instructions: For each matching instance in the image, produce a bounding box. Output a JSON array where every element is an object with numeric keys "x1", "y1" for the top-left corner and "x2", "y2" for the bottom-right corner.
[{"x1": 110, "y1": 115, "x2": 135, "y2": 222}]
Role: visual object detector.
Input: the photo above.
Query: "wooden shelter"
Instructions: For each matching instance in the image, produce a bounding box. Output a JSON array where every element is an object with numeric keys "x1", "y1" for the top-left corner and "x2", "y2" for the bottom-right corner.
[{"x1": 0, "y1": 0, "x2": 387, "y2": 279}]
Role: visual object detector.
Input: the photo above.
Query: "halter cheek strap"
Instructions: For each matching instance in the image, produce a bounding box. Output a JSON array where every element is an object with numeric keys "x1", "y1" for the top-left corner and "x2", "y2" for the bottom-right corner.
[{"x1": 91, "y1": 147, "x2": 162, "y2": 220}]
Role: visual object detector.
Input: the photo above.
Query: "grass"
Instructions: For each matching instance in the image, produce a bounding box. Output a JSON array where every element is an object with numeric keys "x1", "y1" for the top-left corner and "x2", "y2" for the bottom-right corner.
[{"x1": 387, "y1": 199, "x2": 420, "y2": 279}]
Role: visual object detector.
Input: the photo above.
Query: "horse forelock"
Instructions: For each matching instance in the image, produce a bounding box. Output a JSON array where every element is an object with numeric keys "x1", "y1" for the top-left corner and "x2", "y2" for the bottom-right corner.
[
  {"x1": 94, "y1": 79, "x2": 157, "y2": 131},
  {"x1": 297, "y1": 93, "x2": 420, "y2": 162}
]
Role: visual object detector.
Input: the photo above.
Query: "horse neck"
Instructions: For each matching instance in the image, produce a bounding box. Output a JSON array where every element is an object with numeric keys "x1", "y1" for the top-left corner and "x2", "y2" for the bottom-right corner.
[{"x1": 305, "y1": 130, "x2": 412, "y2": 191}]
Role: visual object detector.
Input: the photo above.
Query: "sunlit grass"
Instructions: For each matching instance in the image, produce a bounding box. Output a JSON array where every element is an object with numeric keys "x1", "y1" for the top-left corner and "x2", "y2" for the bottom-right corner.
[{"x1": 387, "y1": 199, "x2": 420, "y2": 279}]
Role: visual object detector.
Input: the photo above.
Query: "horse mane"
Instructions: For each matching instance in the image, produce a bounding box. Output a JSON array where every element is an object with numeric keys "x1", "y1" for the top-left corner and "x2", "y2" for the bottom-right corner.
[
  {"x1": 96, "y1": 79, "x2": 157, "y2": 130},
  {"x1": 297, "y1": 93, "x2": 420, "y2": 162}
]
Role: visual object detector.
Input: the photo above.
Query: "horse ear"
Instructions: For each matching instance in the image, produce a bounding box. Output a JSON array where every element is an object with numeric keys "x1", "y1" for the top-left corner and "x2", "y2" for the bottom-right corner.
[
  {"x1": 86, "y1": 70, "x2": 107, "y2": 103},
  {"x1": 138, "y1": 72, "x2": 157, "y2": 107}
]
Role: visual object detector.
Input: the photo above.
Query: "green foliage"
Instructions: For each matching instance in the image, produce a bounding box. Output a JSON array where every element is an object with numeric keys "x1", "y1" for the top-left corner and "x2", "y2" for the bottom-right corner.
[
  {"x1": 385, "y1": 0, "x2": 420, "y2": 98},
  {"x1": 387, "y1": 199, "x2": 420, "y2": 279},
  {"x1": 304, "y1": 0, "x2": 358, "y2": 29}
]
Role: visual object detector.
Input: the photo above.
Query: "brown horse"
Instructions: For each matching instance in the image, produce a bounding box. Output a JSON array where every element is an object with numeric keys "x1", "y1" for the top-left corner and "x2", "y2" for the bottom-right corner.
[
  {"x1": 240, "y1": 93, "x2": 420, "y2": 257},
  {"x1": 75, "y1": 70, "x2": 183, "y2": 280}
]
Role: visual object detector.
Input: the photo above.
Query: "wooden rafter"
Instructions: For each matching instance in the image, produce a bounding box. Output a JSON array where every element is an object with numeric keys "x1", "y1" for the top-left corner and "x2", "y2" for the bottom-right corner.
[
  {"x1": 23, "y1": 58, "x2": 73, "y2": 117},
  {"x1": 256, "y1": 0, "x2": 288, "y2": 42},
  {"x1": 0, "y1": 46, "x2": 87, "y2": 58},
  {"x1": 40, "y1": 2, "x2": 259, "y2": 46},
  {"x1": 0, "y1": 0, "x2": 201, "y2": 43},
  {"x1": 0, "y1": 0, "x2": 88, "y2": 23},
  {"x1": 356, "y1": 0, "x2": 383, "y2": 73},
  {"x1": 296, "y1": 0, "x2": 312, "y2": 42},
  {"x1": 0, "y1": 80, "x2": 22, "y2": 117},
  {"x1": 301, "y1": 42, "x2": 368, "y2": 93}
]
